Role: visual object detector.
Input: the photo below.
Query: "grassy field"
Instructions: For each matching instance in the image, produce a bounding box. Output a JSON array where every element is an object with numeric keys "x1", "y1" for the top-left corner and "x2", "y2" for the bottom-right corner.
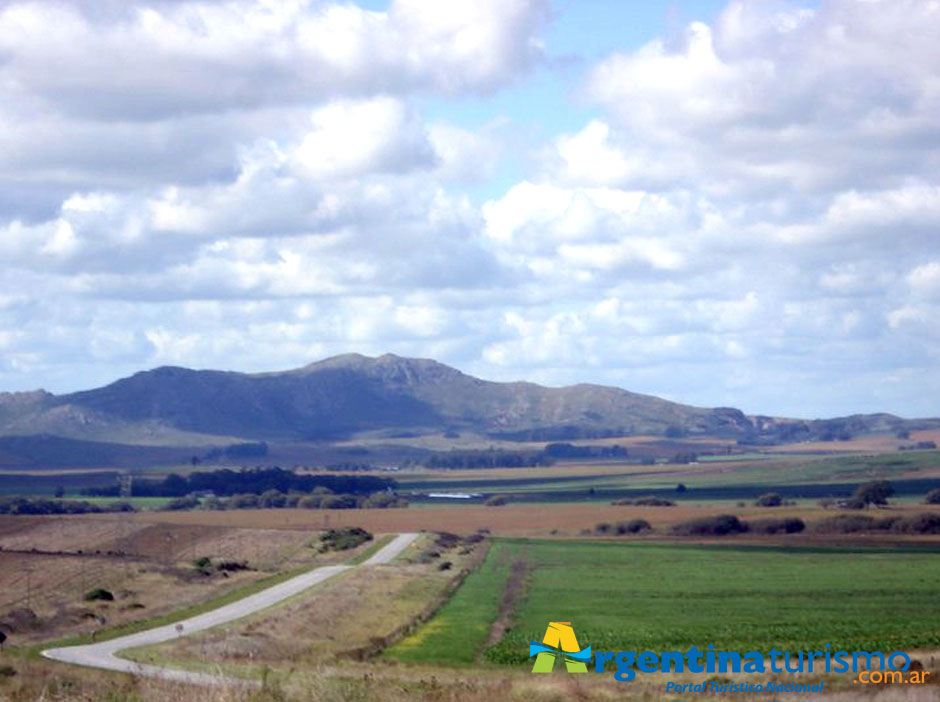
[{"x1": 388, "y1": 539, "x2": 940, "y2": 667}]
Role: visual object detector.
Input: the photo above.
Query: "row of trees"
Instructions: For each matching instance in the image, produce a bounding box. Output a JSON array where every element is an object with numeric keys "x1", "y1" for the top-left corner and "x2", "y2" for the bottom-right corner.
[
  {"x1": 0, "y1": 497, "x2": 134, "y2": 515},
  {"x1": 86, "y1": 467, "x2": 396, "y2": 498},
  {"x1": 163, "y1": 488, "x2": 407, "y2": 511}
]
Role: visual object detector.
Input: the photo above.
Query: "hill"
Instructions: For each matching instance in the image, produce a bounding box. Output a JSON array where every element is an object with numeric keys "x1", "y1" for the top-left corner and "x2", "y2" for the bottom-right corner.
[{"x1": 0, "y1": 354, "x2": 936, "y2": 467}]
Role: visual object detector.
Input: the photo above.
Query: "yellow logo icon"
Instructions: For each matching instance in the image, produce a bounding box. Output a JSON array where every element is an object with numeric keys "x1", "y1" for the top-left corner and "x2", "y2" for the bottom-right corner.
[{"x1": 529, "y1": 621, "x2": 590, "y2": 673}]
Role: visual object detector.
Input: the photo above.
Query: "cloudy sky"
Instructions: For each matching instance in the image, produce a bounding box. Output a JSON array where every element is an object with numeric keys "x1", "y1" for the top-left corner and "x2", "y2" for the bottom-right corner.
[{"x1": 1, "y1": 0, "x2": 939, "y2": 418}]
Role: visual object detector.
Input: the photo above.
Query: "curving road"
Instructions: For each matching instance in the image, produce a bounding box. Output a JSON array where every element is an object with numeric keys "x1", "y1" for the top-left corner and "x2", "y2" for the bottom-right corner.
[{"x1": 42, "y1": 532, "x2": 420, "y2": 686}]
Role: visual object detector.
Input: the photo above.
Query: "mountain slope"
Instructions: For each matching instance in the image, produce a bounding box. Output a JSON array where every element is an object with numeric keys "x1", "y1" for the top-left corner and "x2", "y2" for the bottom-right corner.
[{"x1": 0, "y1": 353, "x2": 934, "y2": 447}]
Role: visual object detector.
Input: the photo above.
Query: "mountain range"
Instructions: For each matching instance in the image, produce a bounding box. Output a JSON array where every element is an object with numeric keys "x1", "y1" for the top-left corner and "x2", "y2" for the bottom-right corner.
[{"x1": 0, "y1": 353, "x2": 936, "y2": 468}]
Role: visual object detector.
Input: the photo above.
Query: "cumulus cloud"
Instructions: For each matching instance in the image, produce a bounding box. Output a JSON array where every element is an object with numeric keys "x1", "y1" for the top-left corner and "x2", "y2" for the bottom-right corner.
[{"x1": 2, "y1": 0, "x2": 940, "y2": 419}]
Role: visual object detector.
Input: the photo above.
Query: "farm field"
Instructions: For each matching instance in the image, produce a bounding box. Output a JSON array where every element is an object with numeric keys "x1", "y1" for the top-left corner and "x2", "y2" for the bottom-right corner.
[
  {"x1": 389, "y1": 539, "x2": 940, "y2": 667},
  {"x1": 109, "y1": 501, "x2": 940, "y2": 539}
]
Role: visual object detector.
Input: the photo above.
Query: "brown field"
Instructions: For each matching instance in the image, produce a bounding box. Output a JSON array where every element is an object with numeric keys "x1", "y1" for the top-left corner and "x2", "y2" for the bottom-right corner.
[{"x1": 90, "y1": 502, "x2": 940, "y2": 540}]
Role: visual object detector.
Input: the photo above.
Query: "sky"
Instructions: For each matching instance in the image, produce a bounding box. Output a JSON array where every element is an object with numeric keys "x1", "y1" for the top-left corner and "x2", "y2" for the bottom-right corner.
[{"x1": 1, "y1": 0, "x2": 939, "y2": 419}]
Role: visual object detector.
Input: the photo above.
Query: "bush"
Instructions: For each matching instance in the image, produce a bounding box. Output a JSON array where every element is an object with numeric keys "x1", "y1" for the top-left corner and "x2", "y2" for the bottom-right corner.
[
  {"x1": 672, "y1": 515, "x2": 746, "y2": 536},
  {"x1": 0, "y1": 664, "x2": 14, "y2": 678},
  {"x1": 83, "y1": 588, "x2": 114, "y2": 602},
  {"x1": 259, "y1": 489, "x2": 287, "y2": 509},
  {"x1": 747, "y1": 517, "x2": 805, "y2": 534},
  {"x1": 594, "y1": 522, "x2": 613, "y2": 535},
  {"x1": 925, "y1": 488, "x2": 940, "y2": 505},
  {"x1": 362, "y1": 491, "x2": 408, "y2": 509},
  {"x1": 216, "y1": 560, "x2": 250, "y2": 572},
  {"x1": 615, "y1": 519, "x2": 652, "y2": 535},
  {"x1": 161, "y1": 494, "x2": 200, "y2": 511},
  {"x1": 318, "y1": 527, "x2": 373, "y2": 552},
  {"x1": 851, "y1": 480, "x2": 894, "y2": 507},
  {"x1": 633, "y1": 497, "x2": 675, "y2": 506},
  {"x1": 319, "y1": 494, "x2": 357, "y2": 509},
  {"x1": 755, "y1": 492, "x2": 782, "y2": 507},
  {"x1": 813, "y1": 515, "x2": 895, "y2": 533},
  {"x1": 892, "y1": 513, "x2": 940, "y2": 534},
  {"x1": 485, "y1": 495, "x2": 508, "y2": 506}
]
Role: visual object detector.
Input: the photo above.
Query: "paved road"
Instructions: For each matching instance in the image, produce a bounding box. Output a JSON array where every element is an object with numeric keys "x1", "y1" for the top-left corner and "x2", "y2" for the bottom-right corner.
[{"x1": 42, "y1": 532, "x2": 420, "y2": 686}]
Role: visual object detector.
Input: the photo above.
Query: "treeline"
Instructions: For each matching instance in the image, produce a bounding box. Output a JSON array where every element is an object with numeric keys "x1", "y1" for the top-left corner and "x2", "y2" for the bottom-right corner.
[
  {"x1": 542, "y1": 443, "x2": 628, "y2": 459},
  {"x1": 424, "y1": 450, "x2": 554, "y2": 470},
  {"x1": 84, "y1": 467, "x2": 395, "y2": 498},
  {"x1": 0, "y1": 497, "x2": 135, "y2": 515},
  {"x1": 163, "y1": 489, "x2": 407, "y2": 511},
  {"x1": 421, "y1": 442, "x2": 633, "y2": 469}
]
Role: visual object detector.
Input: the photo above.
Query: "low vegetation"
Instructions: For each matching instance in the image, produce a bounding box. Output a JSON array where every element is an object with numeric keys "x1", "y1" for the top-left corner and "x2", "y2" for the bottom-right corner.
[
  {"x1": 83, "y1": 588, "x2": 114, "y2": 602},
  {"x1": 159, "y1": 489, "x2": 408, "y2": 511},
  {"x1": 671, "y1": 514, "x2": 747, "y2": 536},
  {"x1": 814, "y1": 512, "x2": 940, "y2": 534},
  {"x1": 594, "y1": 519, "x2": 651, "y2": 535},
  {"x1": 460, "y1": 539, "x2": 940, "y2": 666},
  {"x1": 86, "y1": 466, "x2": 395, "y2": 498},
  {"x1": 611, "y1": 496, "x2": 675, "y2": 506},
  {"x1": 0, "y1": 497, "x2": 134, "y2": 515},
  {"x1": 317, "y1": 527, "x2": 373, "y2": 553}
]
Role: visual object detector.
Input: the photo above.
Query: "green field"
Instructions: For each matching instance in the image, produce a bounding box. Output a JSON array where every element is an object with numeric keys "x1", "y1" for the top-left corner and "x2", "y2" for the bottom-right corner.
[{"x1": 387, "y1": 539, "x2": 940, "y2": 667}]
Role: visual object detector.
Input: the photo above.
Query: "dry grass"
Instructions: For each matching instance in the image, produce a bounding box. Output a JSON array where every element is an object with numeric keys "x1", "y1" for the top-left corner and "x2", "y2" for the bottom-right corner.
[
  {"x1": 0, "y1": 517, "x2": 375, "y2": 645},
  {"x1": 128, "y1": 536, "x2": 481, "y2": 670},
  {"x1": 1, "y1": 654, "x2": 939, "y2": 702}
]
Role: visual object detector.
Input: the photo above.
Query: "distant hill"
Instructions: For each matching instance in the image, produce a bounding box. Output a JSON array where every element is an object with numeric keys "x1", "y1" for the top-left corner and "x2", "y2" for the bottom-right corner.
[{"x1": 0, "y1": 354, "x2": 937, "y2": 466}]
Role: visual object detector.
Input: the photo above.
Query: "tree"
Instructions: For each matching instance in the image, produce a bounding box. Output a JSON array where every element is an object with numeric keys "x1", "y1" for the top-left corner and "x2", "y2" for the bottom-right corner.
[
  {"x1": 676, "y1": 483, "x2": 687, "y2": 493},
  {"x1": 851, "y1": 480, "x2": 894, "y2": 507},
  {"x1": 925, "y1": 488, "x2": 940, "y2": 505},
  {"x1": 756, "y1": 492, "x2": 782, "y2": 507},
  {"x1": 0, "y1": 630, "x2": 6, "y2": 650},
  {"x1": 54, "y1": 486, "x2": 65, "y2": 498}
]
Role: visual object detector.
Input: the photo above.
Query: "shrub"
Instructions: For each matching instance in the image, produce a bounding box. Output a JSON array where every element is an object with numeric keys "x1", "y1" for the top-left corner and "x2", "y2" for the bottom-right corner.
[
  {"x1": 892, "y1": 513, "x2": 940, "y2": 534},
  {"x1": 485, "y1": 495, "x2": 508, "y2": 506},
  {"x1": 813, "y1": 514, "x2": 896, "y2": 533},
  {"x1": 633, "y1": 497, "x2": 675, "y2": 506},
  {"x1": 83, "y1": 588, "x2": 114, "y2": 602},
  {"x1": 611, "y1": 498, "x2": 634, "y2": 506},
  {"x1": 615, "y1": 519, "x2": 652, "y2": 535},
  {"x1": 0, "y1": 664, "x2": 14, "y2": 678},
  {"x1": 594, "y1": 522, "x2": 613, "y2": 535},
  {"x1": 362, "y1": 491, "x2": 408, "y2": 508},
  {"x1": 851, "y1": 480, "x2": 894, "y2": 507},
  {"x1": 259, "y1": 489, "x2": 287, "y2": 509},
  {"x1": 438, "y1": 561, "x2": 453, "y2": 571},
  {"x1": 755, "y1": 492, "x2": 782, "y2": 507},
  {"x1": 216, "y1": 560, "x2": 250, "y2": 572},
  {"x1": 297, "y1": 495, "x2": 322, "y2": 509},
  {"x1": 676, "y1": 483, "x2": 687, "y2": 493},
  {"x1": 925, "y1": 488, "x2": 940, "y2": 505},
  {"x1": 162, "y1": 494, "x2": 199, "y2": 511},
  {"x1": 746, "y1": 517, "x2": 805, "y2": 534},
  {"x1": 319, "y1": 494, "x2": 357, "y2": 509},
  {"x1": 318, "y1": 527, "x2": 372, "y2": 552},
  {"x1": 672, "y1": 515, "x2": 746, "y2": 536}
]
